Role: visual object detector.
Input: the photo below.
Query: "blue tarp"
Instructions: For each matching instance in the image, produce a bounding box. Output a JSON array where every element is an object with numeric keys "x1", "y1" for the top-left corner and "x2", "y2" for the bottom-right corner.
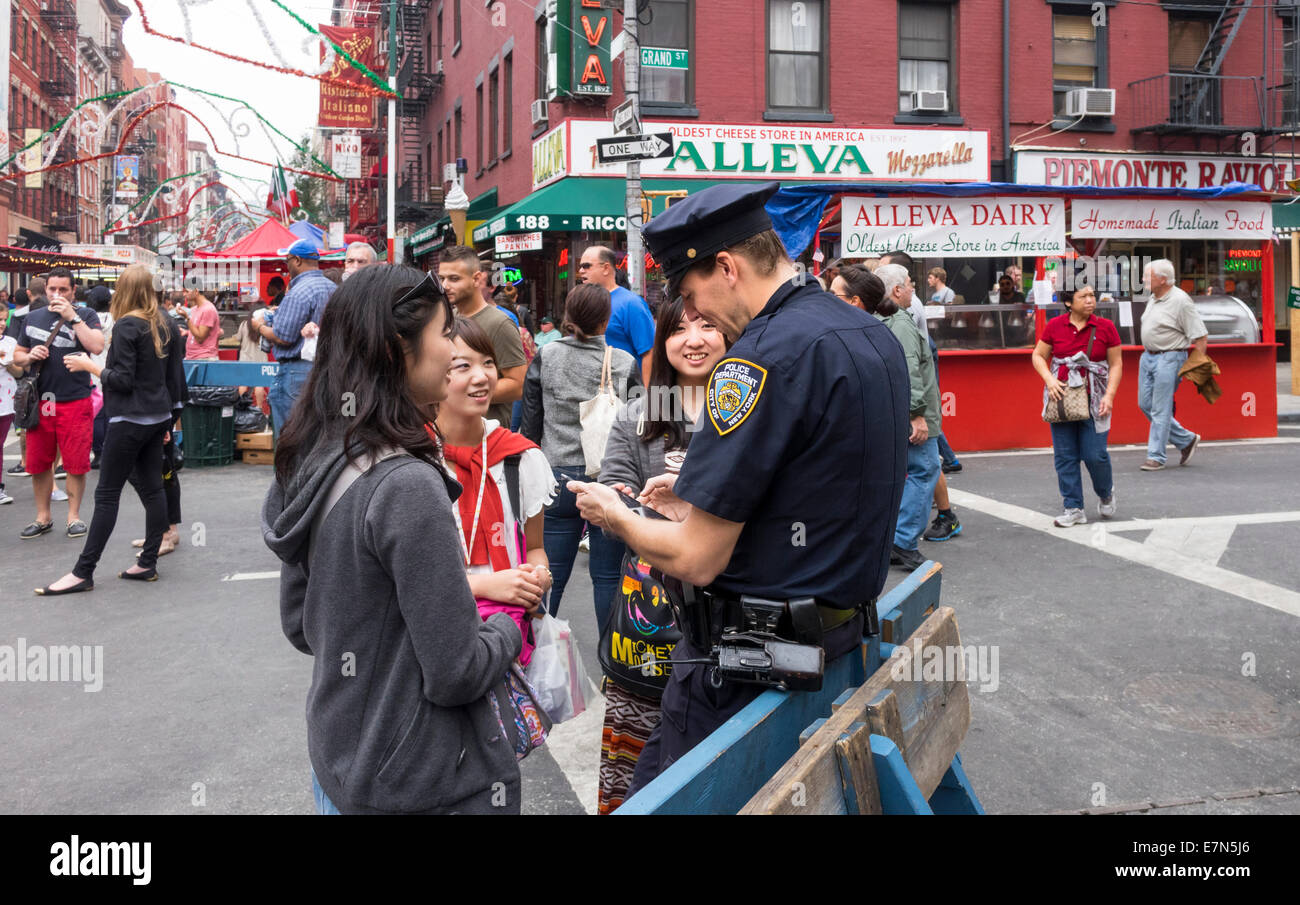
[
  {"x1": 289, "y1": 220, "x2": 327, "y2": 251},
  {"x1": 765, "y1": 180, "x2": 1266, "y2": 258}
]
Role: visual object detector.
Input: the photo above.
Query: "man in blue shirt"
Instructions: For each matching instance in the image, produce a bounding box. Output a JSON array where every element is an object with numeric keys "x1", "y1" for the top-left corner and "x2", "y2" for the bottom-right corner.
[
  {"x1": 253, "y1": 239, "x2": 336, "y2": 442},
  {"x1": 578, "y1": 246, "x2": 654, "y2": 385}
]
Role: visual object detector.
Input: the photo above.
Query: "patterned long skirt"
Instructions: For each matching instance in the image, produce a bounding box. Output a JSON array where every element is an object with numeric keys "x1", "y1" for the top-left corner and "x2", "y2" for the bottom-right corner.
[{"x1": 597, "y1": 679, "x2": 662, "y2": 815}]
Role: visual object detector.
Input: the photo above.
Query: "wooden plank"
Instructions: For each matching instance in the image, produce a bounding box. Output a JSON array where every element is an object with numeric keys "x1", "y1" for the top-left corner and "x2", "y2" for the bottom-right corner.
[
  {"x1": 865, "y1": 689, "x2": 904, "y2": 751},
  {"x1": 741, "y1": 605, "x2": 969, "y2": 813},
  {"x1": 798, "y1": 718, "x2": 828, "y2": 747},
  {"x1": 834, "y1": 721, "x2": 882, "y2": 815}
]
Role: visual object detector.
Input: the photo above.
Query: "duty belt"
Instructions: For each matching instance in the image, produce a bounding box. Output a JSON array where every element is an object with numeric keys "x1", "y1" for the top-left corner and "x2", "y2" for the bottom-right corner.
[{"x1": 680, "y1": 588, "x2": 878, "y2": 650}]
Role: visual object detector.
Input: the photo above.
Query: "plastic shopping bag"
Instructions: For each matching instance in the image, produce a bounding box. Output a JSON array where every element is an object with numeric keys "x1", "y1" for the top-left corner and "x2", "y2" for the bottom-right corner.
[{"x1": 525, "y1": 614, "x2": 589, "y2": 724}]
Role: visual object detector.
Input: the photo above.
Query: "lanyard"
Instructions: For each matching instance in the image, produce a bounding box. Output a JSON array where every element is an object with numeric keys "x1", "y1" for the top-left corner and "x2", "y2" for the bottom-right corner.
[{"x1": 458, "y1": 432, "x2": 488, "y2": 567}]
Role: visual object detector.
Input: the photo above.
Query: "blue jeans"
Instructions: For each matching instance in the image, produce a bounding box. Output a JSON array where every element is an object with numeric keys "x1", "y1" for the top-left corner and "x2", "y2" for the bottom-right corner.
[
  {"x1": 544, "y1": 465, "x2": 626, "y2": 628},
  {"x1": 312, "y1": 770, "x2": 341, "y2": 815},
  {"x1": 1050, "y1": 419, "x2": 1113, "y2": 510},
  {"x1": 1137, "y1": 350, "x2": 1196, "y2": 464},
  {"x1": 269, "y1": 359, "x2": 312, "y2": 443},
  {"x1": 894, "y1": 437, "x2": 941, "y2": 551},
  {"x1": 936, "y1": 433, "x2": 959, "y2": 467}
]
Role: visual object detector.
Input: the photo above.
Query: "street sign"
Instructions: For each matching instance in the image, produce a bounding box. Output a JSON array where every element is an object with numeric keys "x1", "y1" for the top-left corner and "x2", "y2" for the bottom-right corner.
[
  {"x1": 596, "y1": 132, "x2": 675, "y2": 164},
  {"x1": 1288, "y1": 286, "x2": 1300, "y2": 310},
  {"x1": 331, "y1": 133, "x2": 362, "y2": 179},
  {"x1": 612, "y1": 98, "x2": 640, "y2": 136},
  {"x1": 641, "y1": 46, "x2": 689, "y2": 69}
]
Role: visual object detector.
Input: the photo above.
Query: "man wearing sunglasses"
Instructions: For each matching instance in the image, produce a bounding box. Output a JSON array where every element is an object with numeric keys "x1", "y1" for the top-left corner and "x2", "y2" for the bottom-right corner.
[
  {"x1": 578, "y1": 246, "x2": 654, "y2": 385},
  {"x1": 255, "y1": 239, "x2": 337, "y2": 442}
]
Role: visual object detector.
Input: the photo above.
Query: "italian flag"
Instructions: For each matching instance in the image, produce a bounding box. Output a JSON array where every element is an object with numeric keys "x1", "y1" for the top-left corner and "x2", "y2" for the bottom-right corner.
[{"x1": 266, "y1": 161, "x2": 299, "y2": 223}]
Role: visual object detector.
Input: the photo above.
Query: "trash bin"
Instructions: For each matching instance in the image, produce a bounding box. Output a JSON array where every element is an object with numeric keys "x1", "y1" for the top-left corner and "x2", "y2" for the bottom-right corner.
[{"x1": 180, "y1": 401, "x2": 236, "y2": 467}]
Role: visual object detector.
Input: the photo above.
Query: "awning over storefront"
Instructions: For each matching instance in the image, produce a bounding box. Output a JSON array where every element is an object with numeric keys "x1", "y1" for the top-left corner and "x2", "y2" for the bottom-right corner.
[
  {"x1": 412, "y1": 188, "x2": 499, "y2": 256},
  {"x1": 471, "y1": 178, "x2": 762, "y2": 245},
  {"x1": 1272, "y1": 200, "x2": 1300, "y2": 237}
]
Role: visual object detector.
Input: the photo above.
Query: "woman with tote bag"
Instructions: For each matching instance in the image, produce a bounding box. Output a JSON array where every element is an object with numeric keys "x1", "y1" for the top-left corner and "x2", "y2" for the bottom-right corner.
[{"x1": 521, "y1": 283, "x2": 639, "y2": 628}]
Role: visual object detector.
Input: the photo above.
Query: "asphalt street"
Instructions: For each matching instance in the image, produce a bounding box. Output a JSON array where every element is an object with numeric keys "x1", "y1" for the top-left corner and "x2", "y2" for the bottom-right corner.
[{"x1": 0, "y1": 428, "x2": 1297, "y2": 815}]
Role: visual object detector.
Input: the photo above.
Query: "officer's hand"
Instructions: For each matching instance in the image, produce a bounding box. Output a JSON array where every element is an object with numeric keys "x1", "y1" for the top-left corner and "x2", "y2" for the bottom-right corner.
[
  {"x1": 909, "y1": 415, "x2": 929, "y2": 445},
  {"x1": 639, "y1": 473, "x2": 691, "y2": 522},
  {"x1": 568, "y1": 480, "x2": 622, "y2": 531}
]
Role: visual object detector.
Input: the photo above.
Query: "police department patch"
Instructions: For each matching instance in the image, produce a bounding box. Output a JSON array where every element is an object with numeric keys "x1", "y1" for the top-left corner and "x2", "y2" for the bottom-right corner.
[{"x1": 708, "y1": 358, "x2": 767, "y2": 435}]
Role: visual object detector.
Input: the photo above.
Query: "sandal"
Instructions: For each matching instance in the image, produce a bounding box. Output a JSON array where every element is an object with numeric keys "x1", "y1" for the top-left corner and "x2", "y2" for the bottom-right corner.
[{"x1": 136, "y1": 539, "x2": 177, "y2": 557}]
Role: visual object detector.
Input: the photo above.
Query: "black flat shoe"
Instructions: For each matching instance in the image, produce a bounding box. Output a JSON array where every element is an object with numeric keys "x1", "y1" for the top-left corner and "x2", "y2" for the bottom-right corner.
[
  {"x1": 118, "y1": 568, "x2": 158, "y2": 582},
  {"x1": 34, "y1": 578, "x2": 94, "y2": 596}
]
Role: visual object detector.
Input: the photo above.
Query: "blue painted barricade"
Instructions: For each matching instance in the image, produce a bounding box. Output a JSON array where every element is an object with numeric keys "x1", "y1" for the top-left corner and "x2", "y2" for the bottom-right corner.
[
  {"x1": 185, "y1": 361, "x2": 279, "y2": 387},
  {"x1": 613, "y1": 561, "x2": 977, "y2": 816}
]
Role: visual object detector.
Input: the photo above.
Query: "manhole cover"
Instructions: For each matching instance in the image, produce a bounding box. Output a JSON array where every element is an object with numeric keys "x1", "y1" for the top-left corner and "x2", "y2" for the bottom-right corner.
[{"x1": 1122, "y1": 673, "x2": 1291, "y2": 738}]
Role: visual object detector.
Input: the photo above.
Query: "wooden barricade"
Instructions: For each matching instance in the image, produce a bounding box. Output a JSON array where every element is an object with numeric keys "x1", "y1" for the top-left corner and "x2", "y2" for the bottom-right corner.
[{"x1": 617, "y1": 561, "x2": 982, "y2": 815}]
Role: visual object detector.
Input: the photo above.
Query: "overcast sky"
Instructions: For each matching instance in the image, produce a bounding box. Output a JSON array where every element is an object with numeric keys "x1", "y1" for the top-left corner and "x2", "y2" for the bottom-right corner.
[{"x1": 122, "y1": 0, "x2": 346, "y2": 216}]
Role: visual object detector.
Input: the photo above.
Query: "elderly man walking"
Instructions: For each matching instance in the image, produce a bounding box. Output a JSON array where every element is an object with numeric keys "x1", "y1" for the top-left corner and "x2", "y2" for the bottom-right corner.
[{"x1": 1138, "y1": 259, "x2": 1205, "y2": 471}]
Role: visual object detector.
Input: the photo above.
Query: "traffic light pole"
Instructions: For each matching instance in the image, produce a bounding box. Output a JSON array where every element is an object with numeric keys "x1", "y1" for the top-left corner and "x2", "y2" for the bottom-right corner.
[{"x1": 623, "y1": 0, "x2": 644, "y2": 297}]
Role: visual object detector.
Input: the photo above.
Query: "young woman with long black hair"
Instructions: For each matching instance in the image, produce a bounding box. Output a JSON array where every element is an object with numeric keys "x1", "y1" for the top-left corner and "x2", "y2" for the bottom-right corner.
[
  {"x1": 262, "y1": 264, "x2": 524, "y2": 815},
  {"x1": 35, "y1": 265, "x2": 185, "y2": 594}
]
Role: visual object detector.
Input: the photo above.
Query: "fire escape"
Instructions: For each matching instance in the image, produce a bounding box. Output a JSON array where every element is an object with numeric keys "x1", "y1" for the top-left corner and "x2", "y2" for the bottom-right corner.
[
  {"x1": 394, "y1": 0, "x2": 443, "y2": 226},
  {"x1": 1129, "y1": 0, "x2": 1297, "y2": 148},
  {"x1": 41, "y1": 0, "x2": 80, "y2": 235}
]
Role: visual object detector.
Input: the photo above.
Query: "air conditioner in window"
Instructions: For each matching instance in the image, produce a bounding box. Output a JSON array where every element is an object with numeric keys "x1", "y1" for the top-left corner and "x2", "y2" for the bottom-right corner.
[
  {"x1": 435, "y1": 59, "x2": 444, "y2": 74},
  {"x1": 531, "y1": 98, "x2": 548, "y2": 126},
  {"x1": 909, "y1": 90, "x2": 948, "y2": 113},
  {"x1": 1065, "y1": 87, "x2": 1115, "y2": 117}
]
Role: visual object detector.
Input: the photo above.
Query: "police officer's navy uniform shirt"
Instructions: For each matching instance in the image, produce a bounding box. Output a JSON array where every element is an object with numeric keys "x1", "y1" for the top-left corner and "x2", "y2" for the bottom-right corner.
[{"x1": 673, "y1": 277, "x2": 910, "y2": 609}]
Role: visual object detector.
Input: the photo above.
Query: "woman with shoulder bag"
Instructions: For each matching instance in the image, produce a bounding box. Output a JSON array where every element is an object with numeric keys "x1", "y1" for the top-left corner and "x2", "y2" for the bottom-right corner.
[
  {"x1": 35, "y1": 265, "x2": 185, "y2": 594},
  {"x1": 1032, "y1": 285, "x2": 1123, "y2": 527},
  {"x1": 520, "y1": 283, "x2": 639, "y2": 628},
  {"x1": 436, "y1": 316, "x2": 556, "y2": 665},
  {"x1": 262, "y1": 265, "x2": 524, "y2": 814},
  {"x1": 595, "y1": 295, "x2": 728, "y2": 814}
]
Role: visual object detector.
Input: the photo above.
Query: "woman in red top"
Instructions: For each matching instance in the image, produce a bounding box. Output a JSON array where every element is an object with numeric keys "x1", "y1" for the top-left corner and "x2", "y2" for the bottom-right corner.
[
  {"x1": 1031, "y1": 286, "x2": 1123, "y2": 527},
  {"x1": 436, "y1": 316, "x2": 556, "y2": 663}
]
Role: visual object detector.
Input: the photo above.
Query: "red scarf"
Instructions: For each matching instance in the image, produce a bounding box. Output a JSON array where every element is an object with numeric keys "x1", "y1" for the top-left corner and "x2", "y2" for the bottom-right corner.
[{"x1": 437, "y1": 424, "x2": 537, "y2": 570}]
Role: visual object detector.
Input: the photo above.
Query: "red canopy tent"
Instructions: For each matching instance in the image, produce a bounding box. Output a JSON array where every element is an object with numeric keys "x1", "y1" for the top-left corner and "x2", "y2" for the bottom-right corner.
[{"x1": 192, "y1": 218, "x2": 300, "y2": 259}]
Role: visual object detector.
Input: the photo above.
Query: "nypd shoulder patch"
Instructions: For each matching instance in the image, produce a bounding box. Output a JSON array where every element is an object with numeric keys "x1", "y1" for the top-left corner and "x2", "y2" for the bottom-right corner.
[{"x1": 707, "y1": 358, "x2": 768, "y2": 436}]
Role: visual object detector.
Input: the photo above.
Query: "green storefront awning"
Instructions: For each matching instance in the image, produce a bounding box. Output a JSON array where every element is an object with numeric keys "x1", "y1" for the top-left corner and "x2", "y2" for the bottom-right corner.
[
  {"x1": 1273, "y1": 201, "x2": 1300, "y2": 235},
  {"x1": 472, "y1": 178, "x2": 763, "y2": 245}
]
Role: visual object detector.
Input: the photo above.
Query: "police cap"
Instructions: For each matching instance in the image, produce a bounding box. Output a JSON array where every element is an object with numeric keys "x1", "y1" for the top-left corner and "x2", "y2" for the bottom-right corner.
[{"x1": 643, "y1": 182, "x2": 781, "y2": 291}]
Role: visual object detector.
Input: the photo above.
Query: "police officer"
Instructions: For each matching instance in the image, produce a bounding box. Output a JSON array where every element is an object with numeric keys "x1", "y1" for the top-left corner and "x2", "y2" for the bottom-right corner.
[{"x1": 568, "y1": 182, "x2": 909, "y2": 798}]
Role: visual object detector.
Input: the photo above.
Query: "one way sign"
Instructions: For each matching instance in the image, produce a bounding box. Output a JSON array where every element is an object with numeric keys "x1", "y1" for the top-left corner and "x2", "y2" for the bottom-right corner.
[{"x1": 596, "y1": 132, "x2": 675, "y2": 164}]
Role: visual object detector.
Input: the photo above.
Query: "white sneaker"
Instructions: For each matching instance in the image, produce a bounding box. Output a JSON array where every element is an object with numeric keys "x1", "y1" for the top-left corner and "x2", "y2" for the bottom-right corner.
[
  {"x1": 1054, "y1": 508, "x2": 1086, "y2": 527},
  {"x1": 50, "y1": 487, "x2": 69, "y2": 502},
  {"x1": 1098, "y1": 492, "x2": 1116, "y2": 520},
  {"x1": 0, "y1": 489, "x2": 12, "y2": 505}
]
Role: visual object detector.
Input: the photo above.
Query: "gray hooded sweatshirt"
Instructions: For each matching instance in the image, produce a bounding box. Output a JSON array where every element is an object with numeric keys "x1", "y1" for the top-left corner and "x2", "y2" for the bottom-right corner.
[{"x1": 262, "y1": 433, "x2": 522, "y2": 814}]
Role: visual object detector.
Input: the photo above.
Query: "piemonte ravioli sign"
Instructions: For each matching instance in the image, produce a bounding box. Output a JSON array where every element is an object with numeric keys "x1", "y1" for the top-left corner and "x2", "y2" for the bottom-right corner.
[{"x1": 562, "y1": 120, "x2": 990, "y2": 182}]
